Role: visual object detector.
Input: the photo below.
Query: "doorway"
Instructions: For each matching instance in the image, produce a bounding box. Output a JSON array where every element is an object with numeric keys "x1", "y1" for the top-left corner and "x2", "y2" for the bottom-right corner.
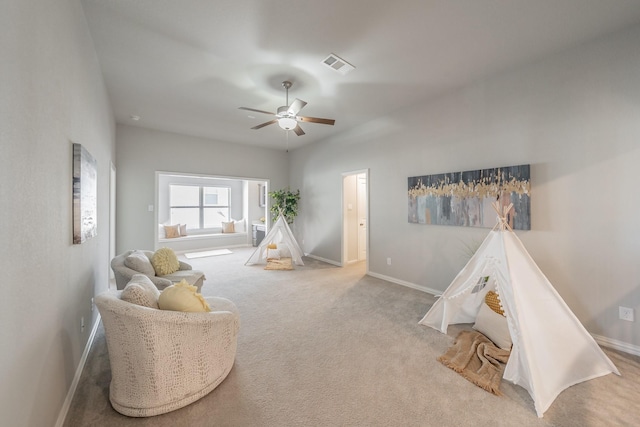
[{"x1": 342, "y1": 170, "x2": 368, "y2": 267}]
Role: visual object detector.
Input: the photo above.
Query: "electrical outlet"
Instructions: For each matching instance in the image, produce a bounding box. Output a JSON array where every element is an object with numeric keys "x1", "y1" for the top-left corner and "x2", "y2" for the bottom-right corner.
[
  {"x1": 619, "y1": 306, "x2": 634, "y2": 322},
  {"x1": 91, "y1": 297, "x2": 94, "y2": 312},
  {"x1": 387, "y1": 257, "x2": 392, "y2": 266}
]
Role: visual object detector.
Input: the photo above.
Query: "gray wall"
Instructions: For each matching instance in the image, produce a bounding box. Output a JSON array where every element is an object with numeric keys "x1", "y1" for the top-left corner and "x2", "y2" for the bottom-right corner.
[
  {"x1": 116, "y1": 125, "x2": 288, "y2": 253},
  {"x1": 0, "y1": 1, "x2": 116, "y2": 426},
  {"x1": 290, "y1": 25, "x2": 640, "y2": 349}
]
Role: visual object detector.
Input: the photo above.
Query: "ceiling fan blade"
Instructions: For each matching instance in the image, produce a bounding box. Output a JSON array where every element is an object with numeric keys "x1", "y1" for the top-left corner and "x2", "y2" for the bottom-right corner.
[
  {"x1": 287, "y1": 98, "x2": 307, "y2": 116},
  {"x1": 251, "y1": 119, "x2": 278, "y2": 130},
  {"x1": 239, "y1": 107, "x2": 276, "y2": 116},
  {"x1": 293, "y1": 124, "x2": 305, "y2": 136},
  {"x1": 297, "y1": 116, "x2": 335, "y2": 126}
]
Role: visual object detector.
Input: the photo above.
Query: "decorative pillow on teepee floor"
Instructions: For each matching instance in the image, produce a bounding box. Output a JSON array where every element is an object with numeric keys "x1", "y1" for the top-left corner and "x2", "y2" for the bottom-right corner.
[
  {"x1": 484, "y1": 290, "x2": 504, "y2": 315},
  {"x1": 473, "y1": 290, "x2": 512, "y2": 350},
  {"x1": 266, "y1": 243, "x2": 280, "y2": 260}
]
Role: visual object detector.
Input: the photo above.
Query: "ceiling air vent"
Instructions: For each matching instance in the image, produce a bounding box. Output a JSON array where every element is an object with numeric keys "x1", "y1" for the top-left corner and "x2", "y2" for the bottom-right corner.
[{"x1": 322, "y1": 53, "x2": 355, "y2": 75}]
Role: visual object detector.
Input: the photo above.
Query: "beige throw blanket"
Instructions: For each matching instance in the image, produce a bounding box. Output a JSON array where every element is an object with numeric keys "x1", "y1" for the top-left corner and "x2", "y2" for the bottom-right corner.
[
  {"x1": 264, "y1": 257, "x2": 293, "y2": 270},
  {"x1": 438, "y1": 330, "x2": 511, "y2": 396}
]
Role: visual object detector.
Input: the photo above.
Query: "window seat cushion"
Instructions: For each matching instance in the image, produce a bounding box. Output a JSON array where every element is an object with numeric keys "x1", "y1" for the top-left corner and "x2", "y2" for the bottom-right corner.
[{"x1": 158, "y1": 231, "x2": 247, "y2": 243}]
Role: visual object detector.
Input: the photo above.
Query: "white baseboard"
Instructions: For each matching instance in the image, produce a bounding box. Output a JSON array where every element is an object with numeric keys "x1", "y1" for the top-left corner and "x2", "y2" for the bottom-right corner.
[
  {"x1": 304, "y1": 253, "x2": 342, "y2": 267},
  {"x1": 367, "y1": 272, "x2": 640, "y2": 357},
  {"x1": 55, "y1": 314, "x2": 101, "y2": 427},
  {"x1": 592, "y1": 333, "x2": 640, "y2": 357},
  {"x1": 367, "y1": 271, "x2": 442, "y2": 296}
]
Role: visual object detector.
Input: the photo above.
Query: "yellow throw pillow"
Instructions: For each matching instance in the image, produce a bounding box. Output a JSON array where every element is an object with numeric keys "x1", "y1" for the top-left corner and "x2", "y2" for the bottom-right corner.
[
  {"x1": 221, "y1": 221, "x2": 235, "y2": 233},
  {"x1": 485, "y1": 290, "x2": 505, "y2": 316},
  {"x1": 267, "y1": 243, "x2": 277, "y2": 249},
  {"x1": 158, "y1": 280, "x2": 211, "y2": 312},
  {"x1": 152, "y1": 247, "x2": 180, "y2": 276}
]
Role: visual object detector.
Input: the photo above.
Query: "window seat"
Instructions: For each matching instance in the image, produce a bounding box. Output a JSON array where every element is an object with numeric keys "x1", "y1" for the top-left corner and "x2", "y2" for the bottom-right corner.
[{"x1": 156, "y1": 232, "x2": 249, "y2": 252}]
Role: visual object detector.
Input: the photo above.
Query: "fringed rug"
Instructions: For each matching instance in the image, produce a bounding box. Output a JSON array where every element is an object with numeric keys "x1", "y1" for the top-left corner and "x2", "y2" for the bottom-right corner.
[
  {"x1": 265, "y1": 257, "x2": 293, "y2": 270},
  {"x1": 438, "y1": 330, "x2": 510, "y2": 396}
]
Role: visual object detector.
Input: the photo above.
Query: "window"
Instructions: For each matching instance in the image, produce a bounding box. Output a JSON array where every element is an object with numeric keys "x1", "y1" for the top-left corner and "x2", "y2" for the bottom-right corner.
[{"x1": 169, "y1": 185, "x2": 230, "y2": 230}]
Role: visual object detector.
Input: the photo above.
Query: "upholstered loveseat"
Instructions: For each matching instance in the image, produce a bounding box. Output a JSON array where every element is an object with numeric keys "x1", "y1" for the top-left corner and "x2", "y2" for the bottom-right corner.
[{"x1": 111, "y1": 249, "x2": 205, "y2": 292}]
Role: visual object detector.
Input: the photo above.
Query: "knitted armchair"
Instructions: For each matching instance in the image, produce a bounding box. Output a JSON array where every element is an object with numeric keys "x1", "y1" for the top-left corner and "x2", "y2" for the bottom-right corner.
[
  {"x1": 111, "y1": 250, "x2": 205, "y2": 292},
  {"x1": 95, "y1": 291, "x2": 240, "y2": 417}
]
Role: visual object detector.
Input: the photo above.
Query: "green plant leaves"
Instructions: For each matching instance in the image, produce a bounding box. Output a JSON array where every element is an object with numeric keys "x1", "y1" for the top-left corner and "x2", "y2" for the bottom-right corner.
[{"x1": 268, "y1": 188, "x2": 300, "y2": 224}]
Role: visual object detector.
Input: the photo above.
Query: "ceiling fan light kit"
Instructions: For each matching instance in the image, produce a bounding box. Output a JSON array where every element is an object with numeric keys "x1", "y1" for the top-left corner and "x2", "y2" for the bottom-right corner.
[
  {"x1": 278, "y1": 117, "x2": 298, "y2": 130},
  {"x1": 239, "y1": 80, "x2": 335, "y2": 136}
]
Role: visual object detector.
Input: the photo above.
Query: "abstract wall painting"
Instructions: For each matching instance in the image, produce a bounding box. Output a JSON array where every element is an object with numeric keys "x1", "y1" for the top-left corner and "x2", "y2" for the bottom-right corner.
[
  {"x1": 73, "y1": 143, "x2": 97, "y2": 244},
  {"x1": 408, "y1": 164, "x2": 531, "y2": 230}
]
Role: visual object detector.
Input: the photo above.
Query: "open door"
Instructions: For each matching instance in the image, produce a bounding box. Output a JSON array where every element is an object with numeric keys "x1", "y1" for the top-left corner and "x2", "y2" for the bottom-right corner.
[{"x1": 342, "y1": 170, "x2": 368, "y2": 267}]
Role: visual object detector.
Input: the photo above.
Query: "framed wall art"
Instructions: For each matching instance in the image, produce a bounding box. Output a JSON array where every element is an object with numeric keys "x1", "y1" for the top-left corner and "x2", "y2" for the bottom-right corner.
[
  {"x1": 72, "y1": 143, "x2": 97, "y2": 244},
  {"x1": 408, "y1": 164, "x2": 531, "y2": 230}
]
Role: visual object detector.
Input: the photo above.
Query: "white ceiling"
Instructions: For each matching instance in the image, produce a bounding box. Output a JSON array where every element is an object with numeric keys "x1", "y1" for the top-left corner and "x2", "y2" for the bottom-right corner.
[{"x1": 81, "y1": 0, "x2": 640, "y2": 150}]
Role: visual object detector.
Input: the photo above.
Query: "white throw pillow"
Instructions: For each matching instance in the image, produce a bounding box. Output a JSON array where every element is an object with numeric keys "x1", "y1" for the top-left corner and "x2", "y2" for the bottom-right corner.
[
  {"x1": 124, "y1": 250, "x2": 156, "y2": 276},
  {"x1": 158, "y1": 224, "x2": 167, "y2": 239},
  {"x1": 233, "y1": 218, "x2": 246, "y2": 233},
  {"x1": 267, "y1": 248, "x2": 281, "y2": 260},
  {"x1": 473, "y1": 302, "x2": 512, "y2": 350},
  {"x1": 121, "y1": 274, "x2": 160, "y2": 309},
  {"x1": 277, "y1": 244, "x2": 291, "y2": 258}
]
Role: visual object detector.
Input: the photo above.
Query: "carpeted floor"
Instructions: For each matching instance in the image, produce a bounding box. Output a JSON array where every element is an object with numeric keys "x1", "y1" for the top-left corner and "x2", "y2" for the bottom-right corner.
[{"x1": 64, "y1": 247, "x2": 640, "y2": 426}]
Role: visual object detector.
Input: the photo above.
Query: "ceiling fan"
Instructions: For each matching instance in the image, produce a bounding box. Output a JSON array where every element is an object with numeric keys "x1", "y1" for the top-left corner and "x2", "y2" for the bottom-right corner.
[{"x1": 239, "y1": 81, "x2": 335, "y2": 136}]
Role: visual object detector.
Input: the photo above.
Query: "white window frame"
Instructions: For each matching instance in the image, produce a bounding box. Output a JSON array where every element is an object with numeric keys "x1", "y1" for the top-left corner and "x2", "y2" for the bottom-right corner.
[{"x1": 169, "y1": 184, "x2": 231, "y2": 231}]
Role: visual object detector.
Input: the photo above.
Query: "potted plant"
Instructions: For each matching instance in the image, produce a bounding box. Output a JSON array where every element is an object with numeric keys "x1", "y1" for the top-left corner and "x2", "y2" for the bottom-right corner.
[{"x1": 269, "y1": 188, "x2": 300, "y2": 224}]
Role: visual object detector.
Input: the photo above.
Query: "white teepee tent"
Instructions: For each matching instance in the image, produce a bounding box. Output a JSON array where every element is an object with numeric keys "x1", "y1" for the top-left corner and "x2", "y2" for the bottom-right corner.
[
  {"x1": 245, "y1": 213, "x2": 304, "y2": 266},
  {"x1": 419, "y1": 203, "x2": 619, "y2": 417}
]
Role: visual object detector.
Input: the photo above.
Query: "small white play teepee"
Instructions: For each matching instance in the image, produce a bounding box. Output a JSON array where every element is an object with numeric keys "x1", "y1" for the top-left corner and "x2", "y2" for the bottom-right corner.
[
  {"x1": 245, "y1": 212, "x2": 304, "y2": 266},
  {"x1": 419, "y1": 203, "x2": 619, "y2": 417}
]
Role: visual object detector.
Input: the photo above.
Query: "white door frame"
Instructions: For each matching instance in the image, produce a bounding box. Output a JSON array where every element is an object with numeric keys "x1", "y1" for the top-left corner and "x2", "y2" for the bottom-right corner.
[
  {"x1": 341, "y1": 169, "x2": 369, "y2": 272},
  {"x1": 109, "y1": 162, "x2": 116, "y2": 288}
]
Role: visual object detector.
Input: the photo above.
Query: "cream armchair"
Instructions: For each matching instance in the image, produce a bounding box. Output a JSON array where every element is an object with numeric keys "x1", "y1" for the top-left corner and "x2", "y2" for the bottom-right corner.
[
  {"x1": 111, "y1": 250, "x2": 205, "y2": 292},
  {"x1": 95, "y1": 290, "x2": 240, "y2": 417}
]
